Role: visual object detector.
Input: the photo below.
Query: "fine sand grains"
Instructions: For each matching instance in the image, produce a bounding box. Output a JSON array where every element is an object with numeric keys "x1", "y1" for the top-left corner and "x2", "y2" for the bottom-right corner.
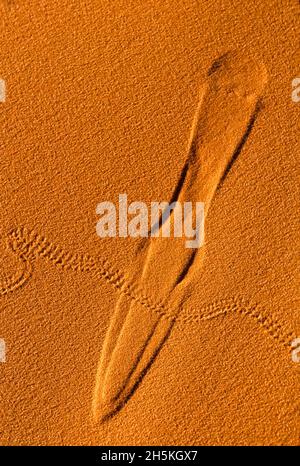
[{"x1": 92, "y1": 52, "x2": 269, "y2": 421}]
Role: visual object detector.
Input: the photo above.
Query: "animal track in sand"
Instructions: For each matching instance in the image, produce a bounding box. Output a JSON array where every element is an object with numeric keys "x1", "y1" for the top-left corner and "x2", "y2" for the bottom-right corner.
[
  {"x1": 1, "y1": 53, "x2": 287, "y2": 423},
  {"x1": 0, "y1": 224, "x2": 295, "y2": 418}
]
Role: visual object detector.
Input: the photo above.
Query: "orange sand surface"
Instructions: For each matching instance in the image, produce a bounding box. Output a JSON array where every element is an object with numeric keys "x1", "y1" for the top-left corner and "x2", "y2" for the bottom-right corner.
[{"x1": 0, "y1": 0, "x2": 299, "y2": 446}]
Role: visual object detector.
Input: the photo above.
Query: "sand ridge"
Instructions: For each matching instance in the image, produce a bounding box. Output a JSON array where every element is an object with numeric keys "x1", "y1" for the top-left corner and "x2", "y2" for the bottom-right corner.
[{"x1": 92, "y1": 52, "x2": 272, "y2": 420}]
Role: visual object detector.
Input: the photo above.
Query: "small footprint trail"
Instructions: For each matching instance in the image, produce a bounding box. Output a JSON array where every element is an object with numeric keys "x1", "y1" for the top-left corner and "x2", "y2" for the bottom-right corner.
[{"x1": 93, "y1": 52, "x2": 268, "y2": 421}]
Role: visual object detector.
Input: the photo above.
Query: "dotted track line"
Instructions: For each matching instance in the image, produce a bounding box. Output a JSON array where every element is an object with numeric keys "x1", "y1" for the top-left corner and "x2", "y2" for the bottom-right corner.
[{"x1": 0, "y1": 226, "x2": 296, "y2": 350}]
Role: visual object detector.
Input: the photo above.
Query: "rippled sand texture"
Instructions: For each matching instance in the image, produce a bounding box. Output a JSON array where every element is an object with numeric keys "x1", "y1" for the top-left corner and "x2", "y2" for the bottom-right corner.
[{"x1": 0, "y1": 0, "x2": 299, "y2": 446}]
